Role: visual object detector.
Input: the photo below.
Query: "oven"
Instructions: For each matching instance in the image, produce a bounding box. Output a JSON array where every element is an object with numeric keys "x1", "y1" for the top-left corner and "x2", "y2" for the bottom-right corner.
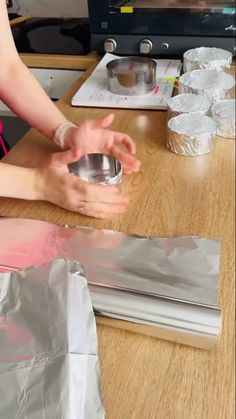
[{"x1": 88, "y1": 0, "x2": 235, "y2": 56}]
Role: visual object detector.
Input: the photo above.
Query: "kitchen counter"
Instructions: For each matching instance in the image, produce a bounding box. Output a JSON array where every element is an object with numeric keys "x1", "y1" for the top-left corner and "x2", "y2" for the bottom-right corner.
[{"x1": 0, "y1": 56, "x2": 235, "y2": 419}]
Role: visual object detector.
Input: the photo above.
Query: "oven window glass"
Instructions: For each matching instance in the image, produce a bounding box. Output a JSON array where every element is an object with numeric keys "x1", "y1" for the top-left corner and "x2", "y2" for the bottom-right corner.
[{"x1": 108, "y1": 0, "x2": 235, "y2": 14}]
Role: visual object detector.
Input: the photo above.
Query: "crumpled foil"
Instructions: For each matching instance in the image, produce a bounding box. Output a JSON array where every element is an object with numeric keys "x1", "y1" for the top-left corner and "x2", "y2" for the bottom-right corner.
[
  {"x1": 179, "y1": 69, "x2": 235, "y2": 104},
  {"x1": 183, "y1": 47, "x2": 233, "y2": 72},
  {"x1": 211, "y1": 99, "x2": 236, "y2": 139},
  {"x1": 0, "y1": 218, "x2": 222, "y2": 350},
  {"x1": 167, "y1": 93, "x2": 212, "y2": 120},
  {"x1": 167, "y1": 113, "x2": 217, "y2": 156},
  {"x1": 0, "y1": 259, "x2": 105, "y2": 419}
]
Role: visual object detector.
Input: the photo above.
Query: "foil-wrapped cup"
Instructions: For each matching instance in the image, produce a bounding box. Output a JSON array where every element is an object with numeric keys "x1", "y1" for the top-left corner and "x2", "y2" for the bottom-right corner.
[
  {"x1": 211, "y1": 99, "x2": 236, "y2": 139},
  {"x1": 167, "y1": 113, "x2": 217, "y2": 156},
  {"x1": 68, "y1": 153, "x2": 122, "y2": 185},
  {"x1": 183, "y1": 47, "x2": 233, "y2": 72},
  {"x1": 167, "y1": 93, "x2": 212, "y2": 120},
  {"x1": 179, "y1": 69, "x2": 235, "y2": 104}
]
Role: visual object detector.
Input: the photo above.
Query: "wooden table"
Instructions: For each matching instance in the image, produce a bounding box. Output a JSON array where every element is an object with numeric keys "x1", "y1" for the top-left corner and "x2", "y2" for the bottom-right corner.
[{"x1": 0, "y1": 58, "x2": 235, "y2": 419}]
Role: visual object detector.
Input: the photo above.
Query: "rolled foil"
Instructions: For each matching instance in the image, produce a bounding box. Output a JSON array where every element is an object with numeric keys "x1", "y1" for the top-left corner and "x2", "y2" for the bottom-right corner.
[
  {"x1": 167, "y1": 113, "x2": 217, "y2": 156},
  {"x1": 179, "y1": 69, "x2": 235, "y2": 104},
  {"x1": 211, "y1": 99, "x2": 236, "y2": 139},
  {"x1": 0, "y1": 259, "x2": 105, "y2": 419},
  {"x1": 167, "y1": 93, "x2": 212, "y2": 120},
  {"x1": 183, "y1": 47, "x2": 233, "y2": 72},
  {"x1": 0, "y1": 218, "x2": 221, "y2": 350}
]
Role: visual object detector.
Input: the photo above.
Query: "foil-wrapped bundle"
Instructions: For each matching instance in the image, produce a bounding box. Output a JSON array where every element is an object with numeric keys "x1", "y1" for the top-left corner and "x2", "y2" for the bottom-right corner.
[
  {"x1": 0, "y1": 218, "x2": 222, "y2": 350},
  {"x1": 211, "y1": 99, "x2": 236, "y2": 139},
  {"x1": 0, "y1": 259, "x2": 105, "y2": 419},
  {"x1": 179, "y1": 69, "x2": 235, "y2": 104},
  {"x1": 167, "y1": 93, "x2": 211, "y2": 120},
  {"x1": 183, "y1": 47, "x2": 233, "y2": 72},
  {"x1": 167, "y1": 113, "x2": 217, "y2": 156}
]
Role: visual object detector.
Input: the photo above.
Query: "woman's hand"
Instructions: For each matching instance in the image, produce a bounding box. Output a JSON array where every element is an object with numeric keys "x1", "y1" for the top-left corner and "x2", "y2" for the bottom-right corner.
[
  {"x1": 35, "y1": 148, "x2": 130, "y2": 218},
  {"x1": 61, "y1": 113, "x2": 141, "y2": 175}
]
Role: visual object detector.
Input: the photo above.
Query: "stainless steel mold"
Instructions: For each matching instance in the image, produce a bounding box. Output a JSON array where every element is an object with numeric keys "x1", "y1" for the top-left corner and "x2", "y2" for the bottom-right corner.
[
  {"x1": 68, "y1": 153, "x2": 122, "y2": 185},
  {"x1": 106, "y1": 57, "x2": 156, "y2": 96}
]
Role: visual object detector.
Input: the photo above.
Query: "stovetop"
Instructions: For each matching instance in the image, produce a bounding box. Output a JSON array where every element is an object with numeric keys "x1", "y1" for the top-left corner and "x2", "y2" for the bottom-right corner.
[{"x1": 10, "y1": 17, "x2": 91, "y2": 55}]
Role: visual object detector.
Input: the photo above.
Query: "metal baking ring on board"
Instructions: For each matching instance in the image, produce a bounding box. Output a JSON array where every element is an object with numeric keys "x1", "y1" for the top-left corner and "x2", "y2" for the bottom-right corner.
[
  {"x1": 68, "y1": 153, "x2": 122, "y2": 185},
  {"x1": 106, "y1": 57, "x2": 157, "y2": 96}
]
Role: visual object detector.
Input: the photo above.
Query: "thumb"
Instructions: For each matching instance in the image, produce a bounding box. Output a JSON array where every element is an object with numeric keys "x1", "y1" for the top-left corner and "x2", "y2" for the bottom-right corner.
[
  {"x1": 92, "y1": 113, "x2": 115, "y2": 129},
  {"x1": 50, "y1": 148, "x2": 82, "y2": 166}
]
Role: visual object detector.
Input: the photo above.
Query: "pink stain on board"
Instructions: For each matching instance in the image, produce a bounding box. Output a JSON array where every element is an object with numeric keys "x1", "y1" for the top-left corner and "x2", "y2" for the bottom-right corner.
[{"x1": 153, "y1": 85, "x2": 159, "y2": 94}]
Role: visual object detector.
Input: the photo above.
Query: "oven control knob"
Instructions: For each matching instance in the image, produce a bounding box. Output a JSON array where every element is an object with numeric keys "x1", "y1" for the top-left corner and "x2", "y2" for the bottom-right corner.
[
  {"x1": 104, "y1": 38, "x2": 117, "y2": 53},
  {"x1": 140, "y1": 39, "x2": 153, "y2": 54}
]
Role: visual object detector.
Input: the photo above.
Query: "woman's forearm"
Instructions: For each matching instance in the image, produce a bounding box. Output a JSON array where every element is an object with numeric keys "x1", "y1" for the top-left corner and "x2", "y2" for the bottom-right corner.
[
  {"x1": 0, "y1": 59, "x2": 68, "y2": 141},
  {"x1": 0, "y1": 162, "x2": 40, "y2": 200},
  {"x1": 0, "y1": 0, "x2": 68, "y2": 141}
]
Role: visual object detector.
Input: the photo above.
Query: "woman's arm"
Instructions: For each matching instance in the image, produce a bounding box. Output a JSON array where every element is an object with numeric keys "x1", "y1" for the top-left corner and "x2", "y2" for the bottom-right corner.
[
  {"x1": 0, "y1": 148, "x2": 129, "y2": 218},
  {"x1": 0, "y1": 0, "x2": 140, "y2": 174},
  {"x1": 0, "y1": 0, "x2": 67, "y2": 140}
]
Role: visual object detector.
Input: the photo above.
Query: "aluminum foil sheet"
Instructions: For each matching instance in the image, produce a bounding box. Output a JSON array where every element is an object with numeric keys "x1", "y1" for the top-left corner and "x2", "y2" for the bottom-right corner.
[
  {"x1": 211, "y1": 99, "x2": 236, "y2": 139},
  {"x1": 0, "y1": 218, "x2": 222, "y2": 350},
  {"x1": 167, "y1": 93, "x2": 212, "y2": 120},
  {"x1": 179, "y1": 69, "x2": 235, "y2": 104},
  {"x1": 0, "y1": 258, "x2": 105, "y2": 419},
  {"x1": 167, "y1": 113, "x2": 217, "y2": 156},
  {"x1": 183, "y1": 47, "x2": 233, "y2": 72}
]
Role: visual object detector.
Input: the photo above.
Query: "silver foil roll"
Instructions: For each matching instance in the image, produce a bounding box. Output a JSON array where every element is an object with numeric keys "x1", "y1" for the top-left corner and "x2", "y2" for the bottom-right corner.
[
  {"x1": 0, "y1": 259, "x2": 105, "y2": 419},
  {"x1": 0, "y1": 218, "x2": 222, "y2": 350},
  {"x1": 167, "y1": 113, "x2": 217, "y2": 156},
  {"x1": 211, "y1": 99, "x2": 236, "y2": 139},
  {"x1": 183, "y1": 47, "x2": 233, "y2": 72},
  {"x1": 91, "y1": 286, "x2": 221, "y2": 350},
  {"x1": 167, "y1": 93, "x2": 212, "y2": 120},
  {"x1": 179, "y1": 69, "x2": 235, "y2": 104}
]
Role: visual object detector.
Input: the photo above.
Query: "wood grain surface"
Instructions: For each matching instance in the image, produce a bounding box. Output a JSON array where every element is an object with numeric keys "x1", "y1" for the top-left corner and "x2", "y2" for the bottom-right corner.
[
  {"x1": 19, "y1": 53, "x2": 99, "y2": 70},
  {"x1": 0, "y1": 61, "x2": 235, "y2": 419}
]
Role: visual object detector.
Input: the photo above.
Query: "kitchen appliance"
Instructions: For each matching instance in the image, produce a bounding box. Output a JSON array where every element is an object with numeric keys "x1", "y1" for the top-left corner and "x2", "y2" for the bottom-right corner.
[
  {"x1": 11, "y1": 17, "x2": 91, "y2": 54},
  {"x1": 87, "y1": 0, "x2": 235, "y2": 56}
]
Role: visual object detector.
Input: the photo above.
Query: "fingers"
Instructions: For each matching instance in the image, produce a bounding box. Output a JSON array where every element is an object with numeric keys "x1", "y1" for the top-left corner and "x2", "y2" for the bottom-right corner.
[
  {"x1": 99, "y1": 113, "x2": 115, "y2": 128},
  {"x1": 87, "y1": 113, "x2": 115, "y2": 130},
  {"x1": 77, "y1": 201, "x2": 127, "y2": 219},
  {"x1": 49, "y1": 149, "x2": 82, "y2": 166},
  {"x1": 66, "y1": 180, "x2": 129, "y2": 218},
  {"x1": 108, "y1": 145, "x2": 141, "y2": 174},
  {"x1": 79, "y1": 181, "x2": 129, "y2": 205},
  {"x1": 111, "y1": 132, "x2": 136, "y2": 155}
]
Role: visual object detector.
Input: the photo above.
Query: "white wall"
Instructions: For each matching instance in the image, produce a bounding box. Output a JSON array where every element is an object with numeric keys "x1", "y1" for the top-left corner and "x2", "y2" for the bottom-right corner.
[{"x1": 8, "y1": 0, "x2": 88, "y2": 18}]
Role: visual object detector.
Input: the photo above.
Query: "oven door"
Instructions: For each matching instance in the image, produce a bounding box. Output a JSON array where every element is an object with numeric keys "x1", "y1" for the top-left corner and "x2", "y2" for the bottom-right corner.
[
  {"x1": 88, "y1": 0, "x2": 235, "y2": 55},
  {"x1": 90, "y1": 0, "x2": 235, "y2": 36}
]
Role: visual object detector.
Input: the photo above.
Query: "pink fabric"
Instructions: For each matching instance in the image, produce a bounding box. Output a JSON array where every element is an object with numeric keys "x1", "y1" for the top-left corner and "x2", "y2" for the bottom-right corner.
[{"x1": 0, "y1": 120, "x2": 8, "y2": 156}]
